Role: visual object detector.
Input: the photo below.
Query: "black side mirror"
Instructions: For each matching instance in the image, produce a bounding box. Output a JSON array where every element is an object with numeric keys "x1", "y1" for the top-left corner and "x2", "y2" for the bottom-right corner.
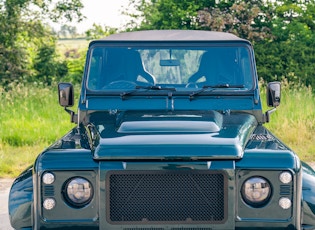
[
  {"x1": 266, "y1": 82, "x2": 281, "y2": 107},
  {"x1": 58, "y1": 83, "x2": 74, "y2": 107}
]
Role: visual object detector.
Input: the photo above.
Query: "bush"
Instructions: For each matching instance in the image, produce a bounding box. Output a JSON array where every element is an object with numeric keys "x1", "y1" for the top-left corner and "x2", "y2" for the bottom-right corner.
[{"x1": 33, "y1": 44, "x2": 68, "y2": 85}]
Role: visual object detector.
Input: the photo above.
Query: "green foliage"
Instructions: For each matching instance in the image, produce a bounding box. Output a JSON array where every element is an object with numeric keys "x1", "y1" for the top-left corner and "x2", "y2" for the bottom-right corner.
[
  {"x1": 85, "y1": 24, "x2": 117, "y2": 40},
  {"x1": 253, "y1": 0, "x2": 315, "y2": 86},
  {"x1": 255, "y1": 40, "x2": 315, "y2": 85},
  {"x1": 0, "y1": 0, "x2": 84, "y2": 85},
  {"x1": 64, "y1": 49, "x2": 86, "y2": 84},
  {"x1": 0, "y1": 0, "x2": 28, "y2": 84},
  {"x1": 198, "y1": 0, "x2": 273, "y2": 41},
  {"x1": 126, "y1": 0, "x2": 209, "y2": 30},
  {"x1": 126, "y1": 0, "x2": 272, "y2": 41},
  {"x1": 56, "y1": 39, "x2": 88, "y2": 83},
  {"x1": 0, "y1": 44, "x2": 28, "y2": 85},
  {"x1": 141, "y1": 0, "x2": 201, "y2": 29},
  {"x1": 272, "y1": 0, "x2": 315, "y2": 43},
  {"x1": 33, "y1": 0, "x2": 85, "y2": 23},
  {"x1": 33, "y1": 41, "x2": 68, "y2": 85}
]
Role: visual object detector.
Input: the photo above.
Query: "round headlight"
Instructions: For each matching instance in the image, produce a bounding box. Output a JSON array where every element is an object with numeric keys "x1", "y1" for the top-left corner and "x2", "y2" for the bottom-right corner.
[
  {"x1": 64, "y1": 177, "x2": 93, "y2": 207},
  {"x1": 241, "y1": 177, "x2": 271, "y2": 207}
]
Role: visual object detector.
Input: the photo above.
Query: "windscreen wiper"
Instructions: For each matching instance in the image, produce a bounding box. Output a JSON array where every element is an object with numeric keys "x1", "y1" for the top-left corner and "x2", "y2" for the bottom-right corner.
[
  {"x1": 189, "y1": 84, "x2": 245, "y2": 101},
  {"x1": 120, "y1": 85, "x2": 176, "y2": 99},
  {"x1": 136, "y1": 85, "x2": 177, "y2": 90}
]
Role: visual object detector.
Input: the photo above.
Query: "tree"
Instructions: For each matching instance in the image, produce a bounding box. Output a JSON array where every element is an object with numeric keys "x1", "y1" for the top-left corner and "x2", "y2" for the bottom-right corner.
[
  {"x1": 85, "y1": 24, "x2": 117, "y2": 40},
  {"x1": 0, "y1": 0, "x2": 28, "y2": 84},
  {"x1": 33, "y1": 39, "x2": 68, "y2": 85},
  {"x1": 59, "y1": 24, "x2": 78, "y2": 38},
  {"x1": 126, "y1": 0, "x2": 273, "y2": 42},
  {"x1": 0, "y1": 0, "x2": 84, "y2": 85},
  {"x1": 136, "y1": 0, "x2": 201, "y2": 30},
  {"x1": 255, "y1": 0, "x2": 315, "y2": 84},
  {"x1": 272, "y1": 0, "x2": 315, "y2": 42},
  {"x1": 198, "y1": 0, "x2": 273, "y2": 42}
]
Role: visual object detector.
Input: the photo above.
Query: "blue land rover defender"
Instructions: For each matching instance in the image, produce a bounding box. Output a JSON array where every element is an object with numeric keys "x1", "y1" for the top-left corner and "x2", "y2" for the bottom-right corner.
[{"x1": 8, "y1": 30, "x2": 315, "y2": 229}]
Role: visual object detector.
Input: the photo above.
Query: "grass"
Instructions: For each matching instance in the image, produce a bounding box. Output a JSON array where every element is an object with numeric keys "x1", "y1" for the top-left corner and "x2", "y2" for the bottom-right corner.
[
  {"x1": 0, "y1": 144, "x2": 48, "y2": 177},
  {"x1": 0, "y1": 80, "x2": 315, "y2": 178},
  {"x1": 261, "y1": 80, "x2": 315, "y2": 162},
  {"x1": 0, "y1": 82, "x2": 76, "y2": 177},
  {"x1": 0, "y1": 82, "x2": 75, "y2": 146}
]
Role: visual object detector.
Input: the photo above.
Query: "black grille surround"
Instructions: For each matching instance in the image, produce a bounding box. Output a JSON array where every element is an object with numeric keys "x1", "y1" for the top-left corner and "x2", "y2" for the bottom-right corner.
[{"x1": 106, "y1": 170, "x2": 228, "y2": 225}]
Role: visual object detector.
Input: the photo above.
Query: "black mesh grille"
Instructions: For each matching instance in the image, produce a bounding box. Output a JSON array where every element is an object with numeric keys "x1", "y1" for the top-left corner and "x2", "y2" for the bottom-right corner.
[{"x1": 106, "y1": 170, "x2": 227, "y2": 224}]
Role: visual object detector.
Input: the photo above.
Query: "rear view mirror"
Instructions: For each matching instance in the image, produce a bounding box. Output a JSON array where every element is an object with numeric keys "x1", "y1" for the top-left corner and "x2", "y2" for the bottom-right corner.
[
  {"x1": 266, "y1": 82, "x2": 281, "y2": 107},
  {"x1": 58, "y1": 83, "x2": 74, "y2": 107},
  {"x1": 160, "y1": 59, "x2": 180, "y2": 66}
]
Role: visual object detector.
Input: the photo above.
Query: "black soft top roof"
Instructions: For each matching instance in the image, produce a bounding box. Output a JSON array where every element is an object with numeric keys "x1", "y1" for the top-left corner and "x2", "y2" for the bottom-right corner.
[{"x1": 90, "y1": 30, "x2": 249, "y2": 45}]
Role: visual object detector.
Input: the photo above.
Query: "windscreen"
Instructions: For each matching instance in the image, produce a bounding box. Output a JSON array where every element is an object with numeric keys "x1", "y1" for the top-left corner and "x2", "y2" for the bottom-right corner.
[{"x1": 87, "y1": 45, "x2": 254, "y2": 91}]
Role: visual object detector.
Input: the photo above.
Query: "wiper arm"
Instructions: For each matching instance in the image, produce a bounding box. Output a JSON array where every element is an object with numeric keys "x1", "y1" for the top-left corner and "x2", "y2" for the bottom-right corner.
[
  {"x1": 189, "y1": 84, "x2": 244, "y2": 101},
  {"x1": 120, "y1": 85, "x2": 176, "y2": 99}
]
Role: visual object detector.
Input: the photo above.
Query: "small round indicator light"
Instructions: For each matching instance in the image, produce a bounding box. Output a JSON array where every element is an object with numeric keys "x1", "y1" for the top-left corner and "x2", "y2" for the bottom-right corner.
[
  {"x1": 279, "y1": 172, "x2": 292, "y2": 184},
  {"x1": 43, "y1": 198, "x2": 56, "y2": 210},
  {"x1": 42, "y1": 172, "x2": 55, "y2": 185},
  {"x1": 279, "y1": 197, "x2": 291, "y2": 209}
]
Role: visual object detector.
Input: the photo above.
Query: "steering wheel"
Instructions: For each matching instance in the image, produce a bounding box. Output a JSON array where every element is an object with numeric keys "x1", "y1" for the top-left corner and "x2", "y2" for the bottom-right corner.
[
  {"x1": 105, "y1": 80, "x2": 137, "y2": 89},
  {"x1": 185, "y1": 82, "x2": 199, "y2": 88}
]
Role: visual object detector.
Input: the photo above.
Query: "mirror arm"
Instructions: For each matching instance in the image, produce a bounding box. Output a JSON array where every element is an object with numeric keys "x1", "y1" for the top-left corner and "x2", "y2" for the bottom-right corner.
[
  {"x1": 64, "y1": 107, "x2": 78, "y2": 124},
  {"x1": 264, "y1": 108, "x2": 277, "y2": 123}
]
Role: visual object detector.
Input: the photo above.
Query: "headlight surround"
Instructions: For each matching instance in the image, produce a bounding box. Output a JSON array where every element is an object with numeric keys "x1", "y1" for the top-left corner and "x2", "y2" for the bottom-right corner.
[
  {"x1": 64, "y1": 177, "x2": 93, "y2": 207},
  {"x1": 241, "y1": 176, "x2": 272, "y2": 207}
]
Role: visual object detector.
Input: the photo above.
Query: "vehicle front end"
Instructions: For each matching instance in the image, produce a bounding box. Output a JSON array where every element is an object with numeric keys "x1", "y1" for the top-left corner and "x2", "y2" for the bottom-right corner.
[{"x1": 8, "y1": 30, "x2": 315, "y2": 230}]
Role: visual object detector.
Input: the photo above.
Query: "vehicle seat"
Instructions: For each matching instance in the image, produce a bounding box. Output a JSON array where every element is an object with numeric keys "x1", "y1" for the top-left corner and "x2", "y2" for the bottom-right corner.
[
  {"x1": 188, "y1": 50, "x2": 238, "y2": 86},
  {"x1": 188, "y1": 51, "x2": 217, "y2": 85},
  {"x1": 105, "y1": 49, "x2": 156, "y2": 86}
]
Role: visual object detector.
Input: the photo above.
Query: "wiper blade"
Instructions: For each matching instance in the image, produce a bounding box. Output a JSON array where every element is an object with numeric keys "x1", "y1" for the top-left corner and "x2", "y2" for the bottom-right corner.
[
  {"x1": 136, "y1": 85, "x2": 176, "y2": 91},
  {"x1": 120, "y1": 85, "x2": 176, "y2": 99},
  {"x1": 204, "y1": 83, "x2": 245, "y2": 88},
  {"x1": 189, "y1": 84, "x2": 244, "y2": 101}
]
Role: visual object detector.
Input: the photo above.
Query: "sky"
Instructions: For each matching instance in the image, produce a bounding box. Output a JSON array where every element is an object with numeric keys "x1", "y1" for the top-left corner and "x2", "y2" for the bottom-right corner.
[{"x1": 76, "y1": 0, "x2": 131, "y2": 33}]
